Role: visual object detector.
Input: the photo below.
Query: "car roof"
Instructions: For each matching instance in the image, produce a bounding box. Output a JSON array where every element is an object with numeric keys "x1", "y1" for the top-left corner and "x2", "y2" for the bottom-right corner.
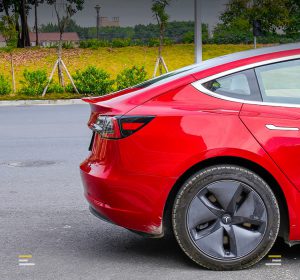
[
  {"x1": 190, "y1": 43, "x2": 300, "y2": 73},
  {"x1": 137, "y1": 43, "x2": 300, "y2": 89}
]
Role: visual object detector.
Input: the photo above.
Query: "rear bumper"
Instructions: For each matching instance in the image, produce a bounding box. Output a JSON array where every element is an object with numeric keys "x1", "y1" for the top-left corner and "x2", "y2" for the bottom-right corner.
[
  {"x1": 80, "y1": 159, "x2": 176, "y2": 236},
  {"x1": 89, "y1": 206, "x2": 115, "y2": 224}
]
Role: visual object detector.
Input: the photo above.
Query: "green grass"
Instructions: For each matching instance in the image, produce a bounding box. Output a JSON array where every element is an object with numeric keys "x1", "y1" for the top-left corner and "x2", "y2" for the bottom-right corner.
[
  {"x1": 0, "y1": 44, "x2": 256, "y2": 100},
  {"x1": 0, "y1": 92, "x2": 83, "y2": 101}
]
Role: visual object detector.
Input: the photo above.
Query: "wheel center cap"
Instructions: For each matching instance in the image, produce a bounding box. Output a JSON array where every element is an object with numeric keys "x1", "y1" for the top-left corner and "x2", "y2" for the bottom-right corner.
[{"x1": 222, "y1": 214, "x2": 232, "y2": 225}]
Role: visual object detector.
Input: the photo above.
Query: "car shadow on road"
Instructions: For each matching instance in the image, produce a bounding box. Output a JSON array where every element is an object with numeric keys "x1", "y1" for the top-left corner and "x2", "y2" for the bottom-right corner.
[
  {"x1": 57, "y1": 217, "x2": 300, "y2": 270},
  {"x1": 78, "y1": 223, "x2": 198, "y2": 269},
  {"x1": 26, "y1": 211, "x2": 300, "y2": 272}
]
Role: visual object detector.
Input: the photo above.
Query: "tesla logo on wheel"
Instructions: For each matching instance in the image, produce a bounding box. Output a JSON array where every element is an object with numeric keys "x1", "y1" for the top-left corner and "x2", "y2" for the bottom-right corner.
[{"x1": 222, "y1": 215, "x2": 232, "y2": 225}]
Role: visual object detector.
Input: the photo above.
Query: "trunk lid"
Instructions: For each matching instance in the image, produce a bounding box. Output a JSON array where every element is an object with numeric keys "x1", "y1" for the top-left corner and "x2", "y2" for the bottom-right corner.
[{"x1": 83, "y1": 75, "x2": 196, "y2": 127}]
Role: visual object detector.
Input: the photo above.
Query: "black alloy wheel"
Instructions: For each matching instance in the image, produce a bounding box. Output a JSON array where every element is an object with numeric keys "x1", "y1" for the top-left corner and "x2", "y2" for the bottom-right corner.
[{"x1": 172, "y1": 165, "x2": 280, "y2": 270}]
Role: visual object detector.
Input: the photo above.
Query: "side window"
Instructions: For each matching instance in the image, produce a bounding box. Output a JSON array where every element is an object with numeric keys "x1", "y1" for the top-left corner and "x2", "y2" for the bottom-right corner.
[
  {"x1": 255, "y1": 59, "x2": 300, "y2": 104},
  {"x1": 202, "y1": 69, "x2": 261, "y2": 101}
]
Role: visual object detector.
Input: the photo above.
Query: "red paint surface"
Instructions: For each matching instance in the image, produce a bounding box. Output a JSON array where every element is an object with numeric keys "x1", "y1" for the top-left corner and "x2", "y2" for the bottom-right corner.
[{"x1": 80, "y1": 48, "x2": 300, "y2": 240}]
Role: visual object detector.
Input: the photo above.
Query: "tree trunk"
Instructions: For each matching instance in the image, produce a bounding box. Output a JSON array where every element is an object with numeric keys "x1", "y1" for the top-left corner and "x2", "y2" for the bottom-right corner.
[
  {"x1": 13, "y1": 4, "x2": 22, "y2": 48},
  {"x1": 19, "y1": 0, "x2": 31, "y2": 48},
  {"x1": 57, "y1": 34, "x2": 65, "y2": 88},
  {"x1": 4, "y1": 4, "x2": 10, "y2": 16},
  {"x1": 10, "y1": 53, "x2": 16, "y2": 93},
  {"x1": 35, "y1": 0, "x2": 39, "y2": 46}
]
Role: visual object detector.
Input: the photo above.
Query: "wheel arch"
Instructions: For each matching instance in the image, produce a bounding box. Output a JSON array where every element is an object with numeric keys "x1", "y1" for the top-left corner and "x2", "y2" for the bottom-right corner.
[{"x1": 163, "y1": 156, "x2": 289, "y2": 241}]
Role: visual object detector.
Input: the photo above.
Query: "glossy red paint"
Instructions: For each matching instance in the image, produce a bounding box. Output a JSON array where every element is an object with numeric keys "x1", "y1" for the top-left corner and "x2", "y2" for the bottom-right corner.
[{"x1": 80, "y1": 46, "x2": 300, "y2": 242}]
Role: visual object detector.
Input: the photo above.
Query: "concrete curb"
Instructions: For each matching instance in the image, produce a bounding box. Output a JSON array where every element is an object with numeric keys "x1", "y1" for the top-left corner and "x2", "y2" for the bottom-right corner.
[{"x1": 0, "y1": 99, "x2": 86, "y2": 106}]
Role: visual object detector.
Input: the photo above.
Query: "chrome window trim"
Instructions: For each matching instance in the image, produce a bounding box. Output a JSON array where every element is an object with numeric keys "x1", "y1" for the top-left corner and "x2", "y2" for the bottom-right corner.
[{"x1": 192, "y1": 54, "x2": 300, "y2": 108}]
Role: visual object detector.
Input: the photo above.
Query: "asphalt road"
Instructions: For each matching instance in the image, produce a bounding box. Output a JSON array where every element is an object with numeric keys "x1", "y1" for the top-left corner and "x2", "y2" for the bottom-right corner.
[{"x1": 0, "y1": 104, "x2": 300, "y2": 280}]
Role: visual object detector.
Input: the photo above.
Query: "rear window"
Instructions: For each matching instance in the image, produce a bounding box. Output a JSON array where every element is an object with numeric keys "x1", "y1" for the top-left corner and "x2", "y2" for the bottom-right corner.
[
  {"x1": 136, "y1": 65, "x2": 198, "y2": 88},
  {"x1": 202, "y1": 69, "x2": 262, "y2": 101}
]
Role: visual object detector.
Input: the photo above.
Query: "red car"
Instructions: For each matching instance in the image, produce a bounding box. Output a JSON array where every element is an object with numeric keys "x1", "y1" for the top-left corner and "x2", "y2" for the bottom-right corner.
[{"x1": 80, "y1": 44, "x2": 300, "y2": 270}]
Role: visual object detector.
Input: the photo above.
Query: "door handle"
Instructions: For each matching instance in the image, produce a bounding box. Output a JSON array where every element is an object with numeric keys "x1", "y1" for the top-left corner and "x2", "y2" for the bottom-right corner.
[{"x1": 266, "y1": 124, "x2": 299, "y2": 131}]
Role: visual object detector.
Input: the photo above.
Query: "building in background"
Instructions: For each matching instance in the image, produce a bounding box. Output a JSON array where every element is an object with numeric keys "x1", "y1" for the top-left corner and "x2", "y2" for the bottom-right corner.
[
  {"x1": 29, "y1": 32, "x2": 80, "y2": 47},
  {"x1": 99, "y1": 17, "x2": 120, "y2": 27},
  {"x1": 0, "y1": 32, "x2": 80, "y2": 48}
]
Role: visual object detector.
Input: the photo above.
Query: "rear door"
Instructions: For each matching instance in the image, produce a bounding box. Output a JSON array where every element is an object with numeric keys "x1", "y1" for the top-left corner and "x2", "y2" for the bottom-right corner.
[{"x1": 240, "y1": 59, "x2": 300, "y2": 190}]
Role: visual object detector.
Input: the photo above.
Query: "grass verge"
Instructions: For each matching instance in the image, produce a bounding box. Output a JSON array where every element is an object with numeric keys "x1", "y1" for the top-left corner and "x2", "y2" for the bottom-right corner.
[{"x1": 0, "y1": 44, "x2": 258, "y2": 100}]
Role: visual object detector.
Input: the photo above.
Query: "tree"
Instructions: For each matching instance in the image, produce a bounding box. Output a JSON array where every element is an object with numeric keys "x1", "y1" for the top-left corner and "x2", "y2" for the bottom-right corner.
[
  {"x1": 284, "y1": 0, "x2": 300, "y2": 37},
  {"x1": 152, "y1": 0, "x2": 171, "y2": 76},
  {"x1": 0, "y1": 0, "x2": 31, "y2": 47},
  {"x1": 220, "y1": 0, "x2": 290, "y2": 35},
  {"x1": 19, "y1": 0, "x2": 30, "y2": 47},
  {"x1": 45, "y1": 0, "x2": 84, "y2": 88},
  {"x1": 182, "y1": 23, "x2": 209, "y2": 44},
  {"x1": 213, "y1": 18, "x2": 252, "y2": 44},
  {"x1": 0, "y1": 0, "x2": 12, "y2": 16},
  {"x1": 30, "y1": 0, "x2": 44, "y2": 46},
  {"x1": 0, "y1": 15, "x2": 18, "y2": 93}
]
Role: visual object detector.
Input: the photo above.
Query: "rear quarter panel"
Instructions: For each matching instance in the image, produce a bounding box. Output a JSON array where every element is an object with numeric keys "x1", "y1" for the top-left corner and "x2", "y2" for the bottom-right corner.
[{"x1": 126, "y1": 85, "x2": 300, "y2": 240}]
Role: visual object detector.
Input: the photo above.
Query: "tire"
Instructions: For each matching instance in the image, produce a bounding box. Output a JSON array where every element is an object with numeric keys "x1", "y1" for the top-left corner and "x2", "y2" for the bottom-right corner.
[{"x1": 172, "y1": 165, "x2": 280, "y2": 271}]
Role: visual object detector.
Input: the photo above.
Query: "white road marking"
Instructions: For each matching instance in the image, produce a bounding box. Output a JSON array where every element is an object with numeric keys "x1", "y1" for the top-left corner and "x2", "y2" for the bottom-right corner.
[
  {"x1": 19, "y1": 263, "x2": 35, "y2": 266},
  {"x1": 18, "y1": 259, "x2": 29, "y2": 263}
]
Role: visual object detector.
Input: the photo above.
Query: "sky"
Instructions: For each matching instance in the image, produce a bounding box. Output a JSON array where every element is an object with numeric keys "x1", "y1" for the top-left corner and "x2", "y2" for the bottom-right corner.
[{"x1": 26, "y1": 0, "x2": 228, "y2": 29}]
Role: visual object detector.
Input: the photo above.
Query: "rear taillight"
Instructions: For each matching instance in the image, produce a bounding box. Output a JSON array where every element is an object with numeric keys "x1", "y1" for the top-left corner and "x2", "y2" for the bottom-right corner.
[
  {"x1": 119, "y1": 116, "x2": 155, "y2": 138},
  {"x1": 91, "y1": 116, "x2": 154, "y2": 139},
  {"x1": 92, "y1": 116, "x2": 121, "y2": 139}
]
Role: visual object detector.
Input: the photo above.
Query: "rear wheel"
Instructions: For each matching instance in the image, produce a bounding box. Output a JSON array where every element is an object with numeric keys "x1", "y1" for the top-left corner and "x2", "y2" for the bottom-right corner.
[{"x1": 172, "y1": 165, "x2": 280, "y2": 270}]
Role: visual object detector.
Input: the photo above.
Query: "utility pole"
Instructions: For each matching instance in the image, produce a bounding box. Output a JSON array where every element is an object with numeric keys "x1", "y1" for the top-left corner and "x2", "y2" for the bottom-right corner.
[
  {"x1": 35, "y1": 0, "x2": 39, "y2": 46},
  {"x1": 252, "y1": 0, "x2": 256, "y2": 49},
  {"x1": 95, "y1": 4, "x2": 101, "y2": 40},
  {"x1": 194, "y1": 0, "x2": 203, "y2": 63}
]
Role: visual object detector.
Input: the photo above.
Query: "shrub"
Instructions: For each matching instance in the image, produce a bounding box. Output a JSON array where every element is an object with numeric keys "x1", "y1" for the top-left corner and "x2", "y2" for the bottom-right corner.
[
  {"x1": 131, "y1": 39, "x2": 144, "y2": 46},
  {"x1": 212, "y1": 19, "x2": 253, "y2": 44},
  {"x1": 44, "y1": 42, "x2": 59, "y2": 48},
  {"x1": 115, "y1": 66, "x2": 147, "y2": 91},
  {"x1": 48, "y1": 83, "x2": 65, "y2": 94},
  {"x1": 182, "y1": 31, "x2": 194, "y2": 44},
  {"x1": 20, "y1": 69, "x2": 48, "y2": 96},
  {"x1": 182, "y1": 25, "x2": 209, "y2": 44},
  {"x1": 148, "y1": 38, "x2": 174, "y2": 47},
  {"x1": 62, "y1": 41, "x2": 75, "y2": 49},
  {"x1": 80, "y1": 38, "x2": 134, "y2": 49},
  {"x1": 111, "y1": 38, "x2": 132, "y2": 48},
  {"x1": 0, "y1": 74, "x2": 11, "y2": 95},
  {"x1": 69, "y1": 66, "x2": 114, "y2": 95},
  {"x1": 79, "y1": 39, "x2": 110, "y2": 49}
]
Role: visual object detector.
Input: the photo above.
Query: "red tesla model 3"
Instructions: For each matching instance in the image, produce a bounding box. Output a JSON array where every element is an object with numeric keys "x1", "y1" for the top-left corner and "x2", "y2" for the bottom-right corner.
[{"x1": 80, "y1": 44, "x2": 300, "y2": 270}]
